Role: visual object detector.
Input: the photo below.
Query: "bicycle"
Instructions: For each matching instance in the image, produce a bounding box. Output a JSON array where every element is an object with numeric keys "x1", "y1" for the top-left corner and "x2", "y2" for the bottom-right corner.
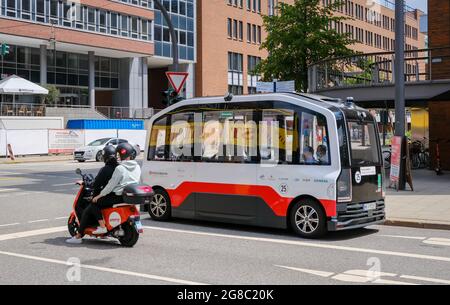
[
  {"x1": 410, "y1": 138, "x2": 430, "y2": 169},
  {"x1": 382, "y1": 149, "x2": 391, "y2": 170}
]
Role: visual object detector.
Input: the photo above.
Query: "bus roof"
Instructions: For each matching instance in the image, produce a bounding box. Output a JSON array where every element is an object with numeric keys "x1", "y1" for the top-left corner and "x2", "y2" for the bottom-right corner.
[{"x1": 156, "y1": 92, "x2": 371, "y2": 120}]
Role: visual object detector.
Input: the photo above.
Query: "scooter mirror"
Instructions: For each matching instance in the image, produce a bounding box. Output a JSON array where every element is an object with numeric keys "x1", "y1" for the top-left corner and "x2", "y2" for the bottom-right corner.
[{"x1": 75, "y1": 168, "x2": 82, "y2": 175}]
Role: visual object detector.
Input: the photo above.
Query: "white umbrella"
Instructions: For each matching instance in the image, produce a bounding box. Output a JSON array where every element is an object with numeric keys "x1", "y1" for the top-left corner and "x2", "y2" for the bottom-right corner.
[{"x1": 0, "y1": 75, "x2": 48, "y2": 114}]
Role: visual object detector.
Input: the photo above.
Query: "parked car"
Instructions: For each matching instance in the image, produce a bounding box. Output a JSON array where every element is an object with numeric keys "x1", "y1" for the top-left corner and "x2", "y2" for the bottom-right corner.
[{"x1": 74, "y1": 138, "x2": 140, "y2": 162}]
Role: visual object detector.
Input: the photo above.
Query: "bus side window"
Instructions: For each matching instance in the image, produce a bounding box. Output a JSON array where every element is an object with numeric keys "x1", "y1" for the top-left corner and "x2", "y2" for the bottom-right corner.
[
  {"x1": 201, "y1": 109, "x2": 257, "y2": 163},
  {"x1": 260, "y1": 109, "x2": 297, "y2": 165},
  {"x1": 169, "y1": 112, "x2": 194, "y2": 162},
  {"x1": 300, "y1": 112, "x2": 330, "y2": 165},
  {"x1": 148, "y1": 116, "x2": 168, "y2": 161}
]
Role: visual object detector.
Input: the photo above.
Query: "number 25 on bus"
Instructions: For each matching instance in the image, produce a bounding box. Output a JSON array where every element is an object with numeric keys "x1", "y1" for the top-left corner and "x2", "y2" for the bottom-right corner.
[{"x1": 142, "y1": 93, "x2": 385, "y2": 238}]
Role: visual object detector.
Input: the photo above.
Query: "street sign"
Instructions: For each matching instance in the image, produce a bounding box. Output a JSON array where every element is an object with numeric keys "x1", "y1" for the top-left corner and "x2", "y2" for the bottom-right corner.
[
  {"x1": 389, "y1": 136, "x2": 402, "y2": 188},
  {"x1": 166, "y1": 72, "x2": 189, "y2": 94},
  {"x1": 276, "y1": 80, "x2": 295, "y2": 92},
  {"x1": 256, "y1": 82, "x2": 275, "y2": 93},
  {"x1": 256, "y1": 80, "x2": 295, "y2": 93}
]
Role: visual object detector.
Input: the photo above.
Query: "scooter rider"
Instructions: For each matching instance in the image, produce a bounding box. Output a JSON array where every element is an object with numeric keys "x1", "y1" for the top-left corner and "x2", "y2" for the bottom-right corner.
[
  {"x1": 67, "y1": 145, "x2": 119, "y2": 244},
  {"x1": 89, "y1": 142, "x2": 141, "y2": 235}
]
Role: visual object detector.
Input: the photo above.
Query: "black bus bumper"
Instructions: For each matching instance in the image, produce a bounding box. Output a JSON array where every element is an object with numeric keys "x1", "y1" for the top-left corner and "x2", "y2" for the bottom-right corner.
[{"x1": 327, "y1": 200, "x2": 385, "y2": 231}]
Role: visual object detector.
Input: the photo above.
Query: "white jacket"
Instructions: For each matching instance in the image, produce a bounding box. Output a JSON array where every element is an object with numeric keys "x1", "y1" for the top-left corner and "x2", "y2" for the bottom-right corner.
[{"x1": 99, "y1": 160, "x2": 141, "y2": 196}]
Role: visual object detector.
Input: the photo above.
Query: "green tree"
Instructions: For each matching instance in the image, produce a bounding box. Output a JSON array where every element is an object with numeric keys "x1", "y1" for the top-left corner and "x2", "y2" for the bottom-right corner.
[
  {"x1": 256, "y1": 0, "x2": 356, "y2": 92},
  {"x1": 43, "y1": 85, "x2": 60, "y2": 106}
]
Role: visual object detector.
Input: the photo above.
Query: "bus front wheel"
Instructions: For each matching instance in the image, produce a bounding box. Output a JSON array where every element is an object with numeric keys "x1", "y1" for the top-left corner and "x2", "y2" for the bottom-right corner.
[
  {"x1": 148, "y1": 189, "x2": 172, "y2": 221},
  {"x1": 290, "y1": 199, "x2": 327, "y2": 238}
]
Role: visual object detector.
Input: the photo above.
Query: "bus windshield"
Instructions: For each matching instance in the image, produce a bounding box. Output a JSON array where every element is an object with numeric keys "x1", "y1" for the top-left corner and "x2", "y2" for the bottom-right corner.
[{"x1": 348, "y1": 121, "x2": 380, "y2": 165}]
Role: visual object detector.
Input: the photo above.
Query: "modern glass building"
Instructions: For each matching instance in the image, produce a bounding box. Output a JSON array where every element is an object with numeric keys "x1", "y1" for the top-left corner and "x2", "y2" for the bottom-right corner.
[{"x1": 0, "y1": 0, "x2": 196, "y2": 114}]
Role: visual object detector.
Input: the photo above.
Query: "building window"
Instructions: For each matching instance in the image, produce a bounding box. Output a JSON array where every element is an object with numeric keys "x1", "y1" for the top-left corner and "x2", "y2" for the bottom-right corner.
[
  {"x1": 0, "y1": 0, "x2": 153, "y2": 43},
  {"x1": 228, "y1": 52, "x2": 243, "y2": 95},
  {"x1": 268, "y1": 0, "x2": 278, "y2": 16},
  {"x1": 247, "y1": 55, "x2": 261, "y2": 94},
  {"x1": 239, "y1": 21, "x2": 243, "y2": 40}
]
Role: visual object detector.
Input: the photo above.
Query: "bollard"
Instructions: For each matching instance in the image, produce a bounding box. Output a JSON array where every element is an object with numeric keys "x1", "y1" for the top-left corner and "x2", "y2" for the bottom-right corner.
[{"x1": 7, "y1": 144, "x2": 14, "y2": 160}]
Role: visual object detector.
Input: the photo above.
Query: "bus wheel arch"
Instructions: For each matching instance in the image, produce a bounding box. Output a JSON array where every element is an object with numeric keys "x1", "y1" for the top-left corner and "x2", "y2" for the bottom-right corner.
[
  {"x1": 287, "y1": 195, "x2": 327, "y2": 238},
  {"x1": 148, "y1": 186, "x2": 172, "y2": 221}
]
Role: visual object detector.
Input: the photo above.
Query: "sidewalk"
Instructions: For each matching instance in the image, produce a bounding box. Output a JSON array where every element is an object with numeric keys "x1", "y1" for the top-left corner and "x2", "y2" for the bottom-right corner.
[
  {"x1": 0, "y1": 154, "x2": 73, "y2": 164},
  {"x1": 385, "y1": 169, "x2": 450, "y2": 230}
]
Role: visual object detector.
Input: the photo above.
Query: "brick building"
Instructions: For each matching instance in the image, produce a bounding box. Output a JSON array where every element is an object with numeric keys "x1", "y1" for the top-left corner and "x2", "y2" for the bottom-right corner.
[
  {"x1": 195, "y1": 0, "x2": 425, "y2": 97},
  {"x1": 428, "y1": 0, "x2": 450, "y2": 170}
]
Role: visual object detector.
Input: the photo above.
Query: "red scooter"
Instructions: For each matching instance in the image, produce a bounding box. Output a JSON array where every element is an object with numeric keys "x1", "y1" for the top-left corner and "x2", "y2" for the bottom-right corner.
[{"x1": 68, "y1": 168, "x2": 153, "y2": 247}]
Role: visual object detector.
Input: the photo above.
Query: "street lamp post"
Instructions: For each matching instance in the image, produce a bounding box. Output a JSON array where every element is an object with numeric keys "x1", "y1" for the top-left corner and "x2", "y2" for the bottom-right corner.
[
  {"x1": 153, "y1": 0, "x2": 179, "y2": 72},
  {"x1": 394, "y1": 0, "x2": 406, "y2": 190}
]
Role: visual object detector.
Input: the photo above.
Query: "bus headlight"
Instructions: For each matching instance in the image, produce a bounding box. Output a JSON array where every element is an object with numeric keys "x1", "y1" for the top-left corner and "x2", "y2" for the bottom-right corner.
[{"x1": 337, "y1": 169, "x2": 352, "y2": 202}]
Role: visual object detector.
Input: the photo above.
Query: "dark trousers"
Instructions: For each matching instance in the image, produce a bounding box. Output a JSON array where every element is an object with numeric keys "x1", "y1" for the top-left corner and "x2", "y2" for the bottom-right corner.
[{"x1": 78, "y1": 193, "x2": 123, "y2": 235}]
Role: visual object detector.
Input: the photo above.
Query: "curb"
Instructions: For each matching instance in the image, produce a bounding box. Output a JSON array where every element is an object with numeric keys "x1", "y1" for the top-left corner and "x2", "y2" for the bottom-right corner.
[
  {"x1": 384, "y1": 219, "x2": 450, "y2": 231},
  {"x1": 0, "y1": 156, "x2": 73, "y2": 165}
]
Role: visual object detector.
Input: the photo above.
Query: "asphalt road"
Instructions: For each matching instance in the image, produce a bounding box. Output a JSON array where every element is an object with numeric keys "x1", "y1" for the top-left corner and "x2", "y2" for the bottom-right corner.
[{"x1": 1, "y1": 160, "x2": 450, "y2": 285}]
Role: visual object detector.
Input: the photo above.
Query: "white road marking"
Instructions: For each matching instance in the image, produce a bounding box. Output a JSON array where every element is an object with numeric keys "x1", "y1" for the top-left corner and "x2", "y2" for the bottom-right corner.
[
  {"x1": 379, "y1": 234, "x2": 426, "y2": 240},
  {"x1": 380, "y1": 235, "x2": 450, "y2": 247},
  {"x1": 143, "y1": 226, "x2": 450, "y2": 263},
  {"x1": 54, "y1": 217, "x2": 68, "y2": 220},
  {"x1": 275, "y1": 265, "x2": 334, "y2": 277},
  {"x1": 0, "y1": 191, "x2": 48, "y2": 198},
  {"x1": 400, "y1": 275, "x2": 450, "y2": 285},
  {"x1": 52, "y1": 183, "x2": 75, "y2": 187},
  {"x1": 28, "y1": 219, "x2": 49, "y2": 224},
  {"x1": 0, "y1": 223, "x2": 20, "y2": 228},
  {"x1": 276, "y1": 265, "x2": 449, "y2": 285},
  {"x1": 0, "y1": 188, "x2": 19, "y2": 193},
  {"x1": 276, "y1": 265, "x2": 416, "y2": 284},
  {"x1": 0, "y1": 226, "x2": 66, "y2": 241},
  {"x1": 0, "y1": 250, "x2": 207, "y2": 285},
  {"x1": 423, "y1": 238, "x2": 450, "y2": 247}
]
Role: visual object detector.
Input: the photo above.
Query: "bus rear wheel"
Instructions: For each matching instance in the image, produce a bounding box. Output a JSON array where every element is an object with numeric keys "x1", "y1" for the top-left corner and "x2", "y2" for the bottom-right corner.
[{"x1": 290, "y1": 199, "x2": 326, "y2": 238}]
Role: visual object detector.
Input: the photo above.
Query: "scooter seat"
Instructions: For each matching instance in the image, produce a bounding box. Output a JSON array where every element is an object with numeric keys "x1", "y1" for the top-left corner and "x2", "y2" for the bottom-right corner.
[{"x1": 112, "y1": 203, "x2": 136, "y2": 208}]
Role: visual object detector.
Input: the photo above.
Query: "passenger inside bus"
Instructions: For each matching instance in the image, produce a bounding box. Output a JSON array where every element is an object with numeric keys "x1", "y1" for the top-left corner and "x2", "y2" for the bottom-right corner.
[
  {"x1": 316, "y1": 145, "x2": 329, "y2": 164},
  {"x1": 302, "y1": 146, "x2": 317, "y2": 164}
]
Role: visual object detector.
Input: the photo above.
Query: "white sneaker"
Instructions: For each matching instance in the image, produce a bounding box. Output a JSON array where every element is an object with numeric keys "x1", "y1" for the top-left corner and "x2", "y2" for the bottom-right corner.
[
  {"x1": 66, "y1": 236, "x2": 82, "y2": 244},
  {"x1": 92, "y1": 226, "x2": 107, "y2": 235}
]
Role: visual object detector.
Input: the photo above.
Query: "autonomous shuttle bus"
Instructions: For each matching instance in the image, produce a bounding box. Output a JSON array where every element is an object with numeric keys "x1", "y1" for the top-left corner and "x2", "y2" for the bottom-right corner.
[{"x1": 141, "y1": 93, "x2": 385, "y2": 238}]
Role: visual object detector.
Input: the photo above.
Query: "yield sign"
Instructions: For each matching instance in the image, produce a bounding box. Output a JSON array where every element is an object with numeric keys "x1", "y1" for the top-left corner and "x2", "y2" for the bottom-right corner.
[{"x1": 166, "y1": 72, "x2": 189, "y2": 94}]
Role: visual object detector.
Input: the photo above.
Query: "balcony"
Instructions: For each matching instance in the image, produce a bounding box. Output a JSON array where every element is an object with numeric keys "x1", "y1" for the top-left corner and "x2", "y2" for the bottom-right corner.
[{"x1": 308, "y1": 47, "x2": 450, "y2": 104}]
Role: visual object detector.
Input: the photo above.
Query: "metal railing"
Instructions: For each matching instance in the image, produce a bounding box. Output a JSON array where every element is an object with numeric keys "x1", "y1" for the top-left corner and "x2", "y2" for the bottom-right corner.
[
  {"x1": 0, "y1": 102, "x2": 158, "y2": 119},
  {"x1": 0, "y1": 103, "x2": 46, "y2": 117},
  {"x1": 308, "y1": 47, "x2": 450, "y2": 93}
]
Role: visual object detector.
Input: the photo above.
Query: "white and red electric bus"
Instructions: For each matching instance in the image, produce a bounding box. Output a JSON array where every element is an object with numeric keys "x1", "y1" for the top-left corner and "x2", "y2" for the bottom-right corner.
[{"x1": 141, "y1": 93, "x2": 385, "y2": 238}]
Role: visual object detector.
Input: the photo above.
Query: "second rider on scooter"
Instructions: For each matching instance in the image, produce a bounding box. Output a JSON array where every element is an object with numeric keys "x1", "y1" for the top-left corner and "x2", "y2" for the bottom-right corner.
[{"x1": 66, "y1": 143, "x2": 141, "y2": 244}]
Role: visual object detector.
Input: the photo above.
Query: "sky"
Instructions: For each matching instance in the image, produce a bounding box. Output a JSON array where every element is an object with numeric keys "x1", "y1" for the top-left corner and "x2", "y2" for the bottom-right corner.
[{"x1": 405, "y1": 0, "x2": 427, "y2": 12}]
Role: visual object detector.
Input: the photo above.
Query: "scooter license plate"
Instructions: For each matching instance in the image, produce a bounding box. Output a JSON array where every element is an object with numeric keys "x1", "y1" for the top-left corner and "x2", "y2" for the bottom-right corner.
[{"x1": 134, "y1": 220, "x2": 143, "y2": 231}]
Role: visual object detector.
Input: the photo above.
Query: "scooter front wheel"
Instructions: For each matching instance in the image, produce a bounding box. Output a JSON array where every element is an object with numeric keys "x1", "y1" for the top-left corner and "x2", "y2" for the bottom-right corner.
[
  {"x1": 118, "y1": 223, "x2": 139, "y2": 247},
  {"x1": 68, "y1": 216, "x2": 79, "y2": 237}
]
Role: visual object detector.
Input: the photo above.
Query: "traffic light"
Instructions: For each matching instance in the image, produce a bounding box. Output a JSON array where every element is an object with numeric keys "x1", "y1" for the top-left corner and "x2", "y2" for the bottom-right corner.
[
  {"x1": 1, "y1": 43, "x2": 10, "y2": 56},
  {"x1": 162, "y1": 88, "x2": 184, "y2": 106}
]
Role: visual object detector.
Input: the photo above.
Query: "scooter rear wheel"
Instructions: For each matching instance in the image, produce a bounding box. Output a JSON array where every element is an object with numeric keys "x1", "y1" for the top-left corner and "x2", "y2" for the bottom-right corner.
[
  {"x1": 118, "y1": 223, "x2": 139, "y2": 247},
  {"x1": 68, "y1": 216, "x2": 79, "y2": 237}
]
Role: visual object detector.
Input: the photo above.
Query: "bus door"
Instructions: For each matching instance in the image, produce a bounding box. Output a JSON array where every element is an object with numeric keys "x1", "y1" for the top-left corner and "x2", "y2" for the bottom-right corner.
[
  {"x1": 194, "y1": 106, "x2": 258, "y2": 222},
  {"x1": 347, "y1": 119, "x2": 384, "y2": 203},
  {"x1": 256, "y1": 106, "x2": 334, "y2": 218},
  {"x1": 145, "y1": 111, "x2": 196, "y2": 215}
]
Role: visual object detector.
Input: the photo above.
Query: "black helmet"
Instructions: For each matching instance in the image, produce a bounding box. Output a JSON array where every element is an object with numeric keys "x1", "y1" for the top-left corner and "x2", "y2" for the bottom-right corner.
[
  {"x1": 116, "y1": 142, "x2": 134, "y2": 160},
  {"x1": 102, "y1": 145, "x2": 116, "y2": 163}
]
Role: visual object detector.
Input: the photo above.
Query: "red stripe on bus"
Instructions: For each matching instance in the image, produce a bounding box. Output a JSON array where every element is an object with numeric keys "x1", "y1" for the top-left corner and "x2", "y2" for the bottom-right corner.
[{"x1": 166, "y1": 182, "x2": 337, "y2": 217}]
